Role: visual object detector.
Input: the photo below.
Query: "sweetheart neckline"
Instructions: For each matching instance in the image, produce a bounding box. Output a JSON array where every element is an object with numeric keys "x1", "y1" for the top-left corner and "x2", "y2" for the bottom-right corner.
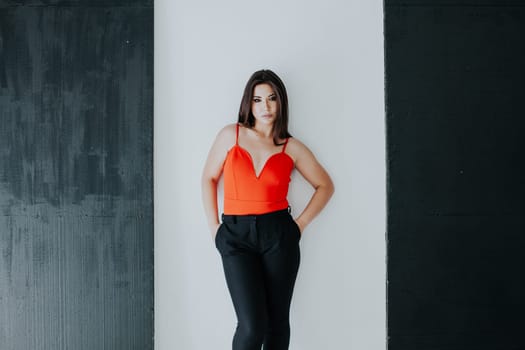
[{"x1": 230, "y1": 144, "x2": 293, "y2": 179}]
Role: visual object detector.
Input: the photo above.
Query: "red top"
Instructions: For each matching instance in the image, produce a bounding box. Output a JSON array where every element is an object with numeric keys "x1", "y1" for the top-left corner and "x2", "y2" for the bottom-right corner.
[{"x1": 223, "y1": 124, "x2": 294, "y2": 215}]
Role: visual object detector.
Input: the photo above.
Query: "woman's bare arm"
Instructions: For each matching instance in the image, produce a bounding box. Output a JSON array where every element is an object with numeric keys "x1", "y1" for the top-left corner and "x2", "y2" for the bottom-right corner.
[
  {"x1": 201, "y1": 124, "x2": 236, "y2": 237},
  {"x1": 288, "y1": 138, "x2": 335, "y2": 234}
]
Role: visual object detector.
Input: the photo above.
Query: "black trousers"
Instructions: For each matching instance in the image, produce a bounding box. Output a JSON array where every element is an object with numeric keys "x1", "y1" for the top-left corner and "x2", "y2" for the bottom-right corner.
[{"x1": 215, "y1": 208, "x2": 302, "y2": 350}]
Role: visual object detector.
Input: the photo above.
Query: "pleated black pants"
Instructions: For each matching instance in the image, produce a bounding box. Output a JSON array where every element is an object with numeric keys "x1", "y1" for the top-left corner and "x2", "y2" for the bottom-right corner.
[{"x1": 215, "y1": 208, "x2": 301, "y2": 350}]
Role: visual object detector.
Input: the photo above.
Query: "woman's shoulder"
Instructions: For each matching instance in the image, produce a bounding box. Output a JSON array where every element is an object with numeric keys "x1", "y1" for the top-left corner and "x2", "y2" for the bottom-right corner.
[
  {"x1": 216, "y1": 123, "x2": 238, "y2": 137},
  {"x1": 214, "y1": 123, "x2": 238, "y2": 149},
  {"x1": 221, "y1": 122, "x2": 238, "y2": 131},
  {"x1": 286, "y1": 135, "x2": 308, "y2": 152},
  {"x1": 286, "y1": 136, "x2": 314, "y2": 161}
]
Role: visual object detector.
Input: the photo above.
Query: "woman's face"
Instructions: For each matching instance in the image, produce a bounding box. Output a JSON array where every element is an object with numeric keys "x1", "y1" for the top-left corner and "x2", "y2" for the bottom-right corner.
[{"x1": 251, "y1": 83, "x2": 278, "y2": 126}]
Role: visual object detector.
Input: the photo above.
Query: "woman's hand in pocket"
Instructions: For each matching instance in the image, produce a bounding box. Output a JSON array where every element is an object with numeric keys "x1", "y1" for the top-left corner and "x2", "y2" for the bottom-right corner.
[
  {"x1": 294, "y1": 218, "x2": 304, "y2": 235},
  {"x1": 211, "y1": 223, "x2": 221, "y2": 240}
]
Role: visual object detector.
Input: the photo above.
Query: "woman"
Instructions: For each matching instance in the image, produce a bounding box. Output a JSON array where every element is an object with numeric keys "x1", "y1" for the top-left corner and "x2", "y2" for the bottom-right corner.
[{"x1": 201, "y1": 69, "x2": 334, "y2": 350}]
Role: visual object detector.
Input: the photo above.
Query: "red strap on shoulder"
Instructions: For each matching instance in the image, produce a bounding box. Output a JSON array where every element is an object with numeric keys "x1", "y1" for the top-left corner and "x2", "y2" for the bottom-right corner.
[
  {"x1": 282, "y1": 137, "x2": 289, "y2": 153},
  {"x1": 235, "y1": 123, "x2": 239, "y2": 145}
]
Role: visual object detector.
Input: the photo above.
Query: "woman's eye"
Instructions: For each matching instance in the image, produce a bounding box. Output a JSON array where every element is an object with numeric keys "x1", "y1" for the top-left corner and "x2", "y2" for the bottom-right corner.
[
  {"x1": 253, "y1": 99, "x2": 261, "y2": 102},
  {"x1": 270, "y1": 96, "x2": 277, "y2": 101}
]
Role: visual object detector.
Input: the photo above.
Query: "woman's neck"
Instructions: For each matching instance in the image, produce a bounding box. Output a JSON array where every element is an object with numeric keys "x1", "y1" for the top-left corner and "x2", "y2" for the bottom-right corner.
[{"x1": 251, "y1": 123, "x2": 273, "y2": 139}]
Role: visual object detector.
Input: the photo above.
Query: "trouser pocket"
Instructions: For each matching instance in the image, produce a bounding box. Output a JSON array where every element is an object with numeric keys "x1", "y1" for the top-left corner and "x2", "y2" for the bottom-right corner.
[
  {"x1": 290, "y1": 217, "x2": 301, "y2": 241},
  {"x1": 214, "y1": 223, "x2": 223, "y2": 248}
]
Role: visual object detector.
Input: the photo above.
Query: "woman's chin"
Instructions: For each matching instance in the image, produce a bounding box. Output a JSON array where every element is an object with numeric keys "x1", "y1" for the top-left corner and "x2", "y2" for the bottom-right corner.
[{"x1": 256, "y1": 117, "x2": 276, "y2": 125}]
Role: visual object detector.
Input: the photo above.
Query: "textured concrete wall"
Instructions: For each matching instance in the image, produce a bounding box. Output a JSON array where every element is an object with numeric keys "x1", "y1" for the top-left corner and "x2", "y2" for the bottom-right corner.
[
  {"x1": 386, "y1": 1, "x2": 525, "y2": 349},
  {"x1": 0, "y1": 1, "x2": 153, "y2": 349}
]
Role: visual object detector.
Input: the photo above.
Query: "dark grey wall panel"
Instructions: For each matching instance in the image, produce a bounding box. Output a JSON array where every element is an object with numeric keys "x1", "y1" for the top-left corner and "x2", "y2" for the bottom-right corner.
[
  {"x1": 386, "y1": 2, "x2": 525, "y2": 350},
  {"x1": 0, "y1": 0, "x2": 153, "y2": 7},
  {"x1": 0, "y1": 2, "x2": 153, "y2": 350},
  {"x1": 386, "y1": 1, "x2": 525, "y2": 5}
]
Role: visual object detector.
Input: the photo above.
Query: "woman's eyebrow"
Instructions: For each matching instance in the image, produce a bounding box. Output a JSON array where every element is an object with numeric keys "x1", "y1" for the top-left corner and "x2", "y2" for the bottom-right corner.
[{"x1": 253, "y1": 94, "x2": 276, "y2": 98}]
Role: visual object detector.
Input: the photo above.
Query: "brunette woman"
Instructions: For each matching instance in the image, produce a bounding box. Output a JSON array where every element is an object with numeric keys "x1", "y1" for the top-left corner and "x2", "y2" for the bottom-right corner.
[{"x1": 202, "y1": 69, "x2": 334, "y2": 350}]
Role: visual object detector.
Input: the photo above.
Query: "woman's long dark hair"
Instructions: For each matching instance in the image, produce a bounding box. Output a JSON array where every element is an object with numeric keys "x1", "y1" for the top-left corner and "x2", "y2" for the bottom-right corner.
[{"x1": 238, "y1": 69, "x2": 291, "y2": 145}]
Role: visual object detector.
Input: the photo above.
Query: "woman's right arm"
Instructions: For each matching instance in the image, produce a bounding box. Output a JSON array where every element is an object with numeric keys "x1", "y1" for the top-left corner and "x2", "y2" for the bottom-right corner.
[{"x1": 201, "y1": 124, "x2": 236, "y2": 238}]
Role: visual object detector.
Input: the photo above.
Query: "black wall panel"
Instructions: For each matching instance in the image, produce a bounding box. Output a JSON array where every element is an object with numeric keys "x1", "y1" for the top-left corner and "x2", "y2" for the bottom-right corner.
[
  {"x1": 0, "y1": 1, "x2": 153, "y2": 349},
  {"x1": 386, "y1": 2, "x2": 525, "y2": 349}
]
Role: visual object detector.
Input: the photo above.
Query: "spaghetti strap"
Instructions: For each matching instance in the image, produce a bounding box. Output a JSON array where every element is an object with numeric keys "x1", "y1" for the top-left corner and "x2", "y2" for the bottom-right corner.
[
  {"x1": 235, "y1": 123, "x2": 239, "y2": 145},
  {"x1": 282, "y1": 137, "x2": 289, "y2": 153}
]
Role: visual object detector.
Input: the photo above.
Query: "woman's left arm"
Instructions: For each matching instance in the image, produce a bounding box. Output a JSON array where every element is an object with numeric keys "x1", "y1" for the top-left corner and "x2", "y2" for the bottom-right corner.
[{"x1": 289, "y1": 138, "x2": 335, "y2": 233}]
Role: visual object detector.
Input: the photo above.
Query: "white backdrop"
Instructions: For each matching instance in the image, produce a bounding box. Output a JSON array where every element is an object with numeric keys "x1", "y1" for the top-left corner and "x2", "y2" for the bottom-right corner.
[{"x1": 155, "y1": 1, "x2": 385, "y2": 349}]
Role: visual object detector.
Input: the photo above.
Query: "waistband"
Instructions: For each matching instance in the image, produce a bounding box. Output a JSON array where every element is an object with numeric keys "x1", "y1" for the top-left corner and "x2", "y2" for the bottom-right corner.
[{"x1": 221, "y1": 206, "x2": 291, "y2": 224}]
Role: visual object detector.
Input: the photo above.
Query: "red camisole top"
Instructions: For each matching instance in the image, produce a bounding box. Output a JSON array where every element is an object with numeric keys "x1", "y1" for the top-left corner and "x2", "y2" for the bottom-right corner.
[{"x1": 223, "y1": 123, "x2": 294, "y2": 215}]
